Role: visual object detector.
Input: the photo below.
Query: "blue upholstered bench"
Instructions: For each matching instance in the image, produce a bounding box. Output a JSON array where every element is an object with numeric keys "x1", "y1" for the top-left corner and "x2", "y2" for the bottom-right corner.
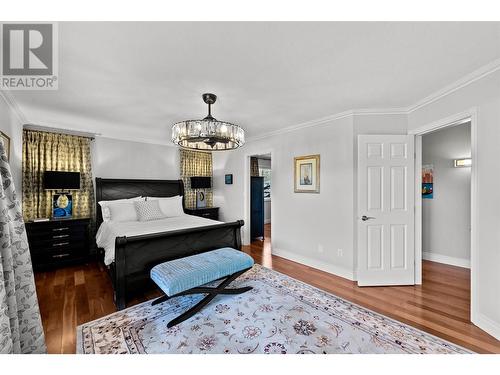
[{"x1": 150, "y1": 247, "x2": 254, "y2": 327}]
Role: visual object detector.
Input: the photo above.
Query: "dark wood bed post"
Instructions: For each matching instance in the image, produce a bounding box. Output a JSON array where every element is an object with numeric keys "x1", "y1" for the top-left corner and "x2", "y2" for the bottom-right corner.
[
  {"x1": 114, "y1": 237, "x2": 128, "y2": 310},
  {"x1": 234, "y1": 220, "x2": 243, "y2": 249}
]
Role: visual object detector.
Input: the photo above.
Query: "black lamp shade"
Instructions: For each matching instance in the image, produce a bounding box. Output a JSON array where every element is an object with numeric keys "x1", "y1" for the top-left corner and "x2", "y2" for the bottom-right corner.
[
  {"x1": 44, "y1": 171, "x2": 80, "y2": 190},
  {"x1": 190, "y1": 176, "x2": 211, "y2": 189}
]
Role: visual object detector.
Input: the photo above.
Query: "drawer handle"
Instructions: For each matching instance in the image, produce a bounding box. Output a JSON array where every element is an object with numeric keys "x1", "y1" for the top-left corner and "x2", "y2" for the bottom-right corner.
[
  {"x1": 53, "y1": 234, "x2": 69, "y2": 239},
  {"x1": 52, "y1": 227, "x2": 69, "y2": 232},
  {"x1": 52, "y1": 253, "x2": 70, "y2": 258},
  {"x1": 52, "y1": 242, "x2": 70, "y2": 247},
  {"x1": 202, "y1": 213, "x2": 211, "y2": 216}
]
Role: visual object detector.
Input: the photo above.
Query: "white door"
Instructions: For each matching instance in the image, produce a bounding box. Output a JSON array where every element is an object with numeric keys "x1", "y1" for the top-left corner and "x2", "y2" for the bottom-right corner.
[{"x1": 357, "y1": 135, "x2": 415, "y2": 286}]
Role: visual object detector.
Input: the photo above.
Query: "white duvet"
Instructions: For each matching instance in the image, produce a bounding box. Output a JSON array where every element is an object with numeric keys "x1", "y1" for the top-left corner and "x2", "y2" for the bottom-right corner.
[{"x1": 96, "y1": 214, "x2": 222, "y2": 265}]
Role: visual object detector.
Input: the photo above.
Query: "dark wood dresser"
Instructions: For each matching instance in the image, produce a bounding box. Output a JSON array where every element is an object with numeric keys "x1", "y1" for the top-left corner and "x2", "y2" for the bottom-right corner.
[
  {"x1": 185, "y1": 207, "x2": 219, "y2": 221},
  {"x1": 25, "y1": 217, "x2": 91, "y2": 269}
]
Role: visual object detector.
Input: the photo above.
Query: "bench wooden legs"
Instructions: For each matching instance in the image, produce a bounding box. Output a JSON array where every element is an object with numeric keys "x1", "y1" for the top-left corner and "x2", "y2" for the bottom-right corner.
[{"x1": 151, "y1": 268, "x2": 253, "y2": 328}]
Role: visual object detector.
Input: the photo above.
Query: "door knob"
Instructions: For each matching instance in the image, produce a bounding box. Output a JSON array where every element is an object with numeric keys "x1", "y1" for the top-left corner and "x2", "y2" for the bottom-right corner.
[{"x1": 361, "y1": 215, "x2": 375, "y2": 221}]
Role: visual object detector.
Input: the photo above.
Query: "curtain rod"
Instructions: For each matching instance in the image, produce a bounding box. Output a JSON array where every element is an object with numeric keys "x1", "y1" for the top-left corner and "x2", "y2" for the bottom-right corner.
[{"x1": 23, "y1": 124, "x2": 100, "y2": 140}]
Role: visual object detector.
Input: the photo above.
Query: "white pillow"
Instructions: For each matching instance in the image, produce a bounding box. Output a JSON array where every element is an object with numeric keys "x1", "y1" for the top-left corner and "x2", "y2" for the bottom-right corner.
[
  {"x1": 107, "y1": 201, "x2": 139, "y2": 222},
  {"x1": 98, "y1": 197, "x2": 143, "y2": 222},
  {"x1": 146, "y1": 196, "x2": 184, "y2": 217},
  {"x1": 134, "y1": 200, "x2": 166, "y2": 222}
]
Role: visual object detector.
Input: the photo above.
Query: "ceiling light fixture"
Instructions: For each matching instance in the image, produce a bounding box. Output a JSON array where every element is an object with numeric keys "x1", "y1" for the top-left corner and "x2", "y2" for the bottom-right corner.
[{"x1": 171, "y1": 93, "x2": 245, "y2": 151}]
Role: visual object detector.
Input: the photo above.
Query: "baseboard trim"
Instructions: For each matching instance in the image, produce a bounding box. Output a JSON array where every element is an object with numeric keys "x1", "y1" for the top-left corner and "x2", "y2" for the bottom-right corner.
[
  {"x1": 272, "y1": 248, "x2": 355, "y2": 281},
  {"x1": 473, "y1": 313, "x2": 500, "y2": 341},
  {"x1": 423, "y1": 251, "x2": 470, "y2": 269}
]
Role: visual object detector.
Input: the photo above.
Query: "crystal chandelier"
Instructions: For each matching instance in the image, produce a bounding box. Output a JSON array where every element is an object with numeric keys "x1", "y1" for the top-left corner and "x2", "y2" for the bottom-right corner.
[{"x1": 171, "y1": 93, "x2": 245, "y2": 151}]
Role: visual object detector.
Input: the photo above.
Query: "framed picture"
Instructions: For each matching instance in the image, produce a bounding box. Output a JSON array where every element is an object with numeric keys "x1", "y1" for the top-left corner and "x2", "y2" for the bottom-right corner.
[
  {"x1": 196, "y1": 191, "x2": 207, "y2": 208},
  {"x1": 294, "y1": 154, "x2": 320, "y2": 193},
  {"x1": 52, "y1": 193, "x2": 73, "y2": 218},
  {"x1": 0, "y1": 131, "x2": 10, "y2": 161},
  {"x1": 422, "y1": 164, "x2": 434, "y2": 199},
  {"x1": 225, "y1": 174, "x2": 233, "y2": 185}
]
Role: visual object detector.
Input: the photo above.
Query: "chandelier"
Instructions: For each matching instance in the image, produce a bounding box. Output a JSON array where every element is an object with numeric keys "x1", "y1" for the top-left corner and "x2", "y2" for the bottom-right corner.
[{"x1": 171, "y1": 93, "x2": 245, "y2": 151}]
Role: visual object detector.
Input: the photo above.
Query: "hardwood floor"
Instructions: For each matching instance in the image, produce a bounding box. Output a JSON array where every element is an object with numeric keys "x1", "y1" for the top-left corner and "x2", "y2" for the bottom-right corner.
[{"x1": 34, "y1": 223, "x2": 500, "y2": 354}]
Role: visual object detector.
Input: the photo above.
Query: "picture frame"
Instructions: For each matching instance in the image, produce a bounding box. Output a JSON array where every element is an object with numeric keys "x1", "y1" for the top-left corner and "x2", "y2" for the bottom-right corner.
[
  {"x1": 225, "y1": 174, "x2": 233, "y2": 185},
  {"x1": 422, "y1": 164, "x2": 434, "y2": 199},
  {"x1": 196, "y1": 191, "x2": 207, "y2": 208},
  {"x1": 0, "y1": 131, "x2": 10, "y2": 161},
  {"x1": 294, "y1": 154, "x2": 320, "y2": 193},
  {"x1": 52, "y1": 193, "x2": 73, "y2": 218}
]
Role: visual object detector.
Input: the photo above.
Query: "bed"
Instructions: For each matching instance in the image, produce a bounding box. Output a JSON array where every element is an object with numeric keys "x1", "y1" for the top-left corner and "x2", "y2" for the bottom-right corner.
[{"x1": 95, "y1": 178, "x2": 244, "y2": 310}]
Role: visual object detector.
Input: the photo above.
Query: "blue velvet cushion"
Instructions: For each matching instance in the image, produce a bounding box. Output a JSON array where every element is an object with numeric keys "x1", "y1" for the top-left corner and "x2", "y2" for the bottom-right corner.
[{"x1": 150, "y1": 247, "x2": 254, "y2": 296}]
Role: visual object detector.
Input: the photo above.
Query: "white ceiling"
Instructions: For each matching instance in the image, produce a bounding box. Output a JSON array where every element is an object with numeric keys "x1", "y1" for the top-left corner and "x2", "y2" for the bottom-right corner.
[{"x1": 8, "y1": 22, "x2": 500, "y2": 144}]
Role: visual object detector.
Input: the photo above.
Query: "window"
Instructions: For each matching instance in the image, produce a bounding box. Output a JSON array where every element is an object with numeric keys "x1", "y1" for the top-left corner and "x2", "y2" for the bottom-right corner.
[{"x1": 259, "y1": 167, "x2": 271, "y2": 200}]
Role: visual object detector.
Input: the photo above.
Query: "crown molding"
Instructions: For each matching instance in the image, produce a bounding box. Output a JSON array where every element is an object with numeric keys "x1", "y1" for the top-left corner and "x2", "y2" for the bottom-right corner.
[
  {"x1": 351, "y1": 108, "x2": 408, "y2": 116},
  {"x1": 0, "y1": 89, "x2": 27, "y2": 124},
  {"x1": 406, "y1": 57, "x2": 500, "y2": 113},
  {"x1": 247, "y1": 57, "x2": 500, "y2": 143},
  {"x1": 22, "y1": 120, "x2": 177, "y2": 147},
  {"x1": 4, "y1": 57, "x2": 500, "y2": 146},
  {"x1": 23, "y1": 123, "x2": 99, "y2": 139},
  {"x1": 246, "y1": 107, "x2": 408, "y2": 142},
  {"x1": 246, "y1": 110, "x2": 355, "y2": 142},
  {"x1": 95, "y1": 134, "x2": 178, "y2": 147}
]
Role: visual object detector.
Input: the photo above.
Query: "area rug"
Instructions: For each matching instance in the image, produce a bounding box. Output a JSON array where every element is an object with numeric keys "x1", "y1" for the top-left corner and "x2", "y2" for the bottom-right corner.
[{"x1": 77, "y1": 265, "x2": 471, "y2": 354}]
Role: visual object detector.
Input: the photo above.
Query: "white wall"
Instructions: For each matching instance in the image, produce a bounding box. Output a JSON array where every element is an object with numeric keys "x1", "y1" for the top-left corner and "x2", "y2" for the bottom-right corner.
[
  {"x1": 92, "y1": 137, "x2": 180, "y2": 180},
  {"x1": 213, "y1": 113, "x2": 407, "y2": 281},
  {"x1": 408, "y1": 69, "x2": 500, "y2": 340},
  {"x1": 257, "y1": 158, "x2": 272, "y2": 224},
  {"x1": 422, "y1": 123, "x2": 471, "y2": 267},
  {"x1": 214, "y1": 116, "x2": 356, "y2": 279},
  {"x1": 263, "y1": 200, "x2": 271, "y2": 224},
  {"x1": 0, "y1": 94, "x2": 23, "y2": 192}
]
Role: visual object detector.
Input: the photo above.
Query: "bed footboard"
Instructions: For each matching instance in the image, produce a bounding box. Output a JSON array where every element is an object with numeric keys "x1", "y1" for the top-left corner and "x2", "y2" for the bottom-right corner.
[{"x1": 113, "y1": 220, "x2": 244, "y2": 310}]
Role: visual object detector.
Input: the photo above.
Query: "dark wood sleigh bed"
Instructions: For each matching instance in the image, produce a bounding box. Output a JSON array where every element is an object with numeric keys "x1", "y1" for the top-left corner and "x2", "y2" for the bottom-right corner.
[{"x1": 95, "y1": 178, "x2": 244, "y2": 310}]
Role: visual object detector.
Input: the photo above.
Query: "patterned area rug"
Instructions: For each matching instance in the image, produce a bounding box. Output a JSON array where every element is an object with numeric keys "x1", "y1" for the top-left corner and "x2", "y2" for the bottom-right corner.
[{"x1": 77, "y1": 265, "x2": 471, "y2": 354}]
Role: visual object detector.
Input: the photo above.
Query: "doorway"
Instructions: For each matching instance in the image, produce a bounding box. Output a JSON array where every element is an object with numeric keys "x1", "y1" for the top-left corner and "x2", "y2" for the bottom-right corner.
[
  {"x1": 421, "y1": 122, "x2": 472, "y2": 269},
  {"x1": 249, "y1": 153, "x2": 271, "y2": 243},
  {"x1": 412, "y1": 109, "x2": 477, "y2": 322}
]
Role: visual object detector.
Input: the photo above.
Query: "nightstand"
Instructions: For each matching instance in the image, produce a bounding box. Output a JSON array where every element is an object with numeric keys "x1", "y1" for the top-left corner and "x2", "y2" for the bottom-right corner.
[
  {"x1": 25, "y1": 217, "x2": 91, "y2": 269},
  {"x1": 185, "y1": 207, "x2": 219, "y2": 221}
]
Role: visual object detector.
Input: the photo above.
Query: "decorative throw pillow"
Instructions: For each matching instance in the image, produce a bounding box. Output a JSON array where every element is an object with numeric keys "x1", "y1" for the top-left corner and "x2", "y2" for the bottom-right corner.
[
  {"x1": 107, "y1": 201, "x2": 139, "y2": 222},
  {"x1": 134, "y1": 200, "x2": 166, "y2": 222},
  {"x1": 98, "y1": 197, "x2": 143, "y2": 222},
  {"x1": 147, "y1": 196, "x2": 184, "y2": 217}
]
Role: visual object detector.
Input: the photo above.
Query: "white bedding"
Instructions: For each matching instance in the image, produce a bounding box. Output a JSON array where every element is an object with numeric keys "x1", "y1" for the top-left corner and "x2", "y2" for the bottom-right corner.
[{"x1": 96, "y1": 214, "x2": 222, "y2": 265}]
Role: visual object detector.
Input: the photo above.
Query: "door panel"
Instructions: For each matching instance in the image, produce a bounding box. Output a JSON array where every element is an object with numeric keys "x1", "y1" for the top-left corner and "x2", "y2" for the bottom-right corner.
[
  {"x1": 250, "y1": 176, "x2": 264, "y2": 240},
  {"x1": 358, "y1": 135, "x2": 415, "y2": 286},
  {"x1": 367, "y1": 167, "x2": 383, "y2": 211},
  {"x1": 367, "y1": 225, "x2": 383, "y2": 269},
  {"x1": 390, "y1": 166, "x2": 407, "y2": 211}
]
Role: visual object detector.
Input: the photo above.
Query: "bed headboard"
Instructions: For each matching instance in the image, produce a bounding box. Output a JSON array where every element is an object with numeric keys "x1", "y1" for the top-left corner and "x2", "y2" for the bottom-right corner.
[{"x1": 95, "y1": 178, "x2": 185, "y2": 229}]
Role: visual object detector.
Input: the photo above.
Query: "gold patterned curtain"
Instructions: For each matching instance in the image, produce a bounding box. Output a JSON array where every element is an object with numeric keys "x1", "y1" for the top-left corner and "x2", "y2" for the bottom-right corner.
[
  {"x1": 22, "y1": 129, "x2": 95, "y2": 222},
  {"x1": 180, "y1": 149, "x2": 213, "y2": 209},
  {"x1": 250, "y1": 157, "x2": 259, "y2": 177}
]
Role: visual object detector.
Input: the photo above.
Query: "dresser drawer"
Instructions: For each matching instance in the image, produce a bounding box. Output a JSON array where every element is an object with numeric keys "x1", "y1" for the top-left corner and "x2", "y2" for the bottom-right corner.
[
  {"x1": 27, "y1": 221, "x2": 86, "y2": 233},
  {"x1": 28, "y1": 228, "x2": 86, "y2": 243},
  {"x1": 28, "y1": 236, "x2": 87, "y2": 254},
  {"x1": 32, "y1": 246, "x2": 87, "y2": 264},
  {"x1": 199, "y1": 211, "x2": 216, "y2": 219},
  {"x1": 26, "y1": 218, "x2": 91, "y2": 269},
  {"x1": 185, "y1": 208, "x2": 219, "y2": 221}
]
